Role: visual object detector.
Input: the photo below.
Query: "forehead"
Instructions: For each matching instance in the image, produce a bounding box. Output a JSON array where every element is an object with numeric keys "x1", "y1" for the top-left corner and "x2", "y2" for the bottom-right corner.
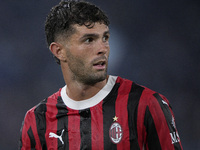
[{"x1": 72, "y1": 23, "x2": 109, "y2": 36}]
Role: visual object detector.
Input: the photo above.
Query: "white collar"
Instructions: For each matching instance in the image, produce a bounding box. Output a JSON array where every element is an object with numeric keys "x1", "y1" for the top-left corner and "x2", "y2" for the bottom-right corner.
[{"x1": 61, "y1": 75, "x2": 117, "y2": 110}]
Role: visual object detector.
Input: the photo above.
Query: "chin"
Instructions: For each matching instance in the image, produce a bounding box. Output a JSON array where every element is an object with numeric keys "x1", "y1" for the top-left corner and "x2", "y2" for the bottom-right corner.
[{"x1": 84, "y1": 72, "x2": 107, "y2": 85}]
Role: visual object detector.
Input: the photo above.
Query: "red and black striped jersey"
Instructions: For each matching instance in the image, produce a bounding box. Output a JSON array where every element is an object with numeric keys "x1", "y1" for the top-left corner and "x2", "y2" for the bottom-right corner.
[{"x1": 19, "y1": 76, "x2": 183, "y2": 150}]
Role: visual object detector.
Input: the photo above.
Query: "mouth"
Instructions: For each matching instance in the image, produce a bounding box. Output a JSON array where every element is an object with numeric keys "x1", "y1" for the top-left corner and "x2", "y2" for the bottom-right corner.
[{"x1": 93, "y1": 60, "x2": 106, "y2": 70}]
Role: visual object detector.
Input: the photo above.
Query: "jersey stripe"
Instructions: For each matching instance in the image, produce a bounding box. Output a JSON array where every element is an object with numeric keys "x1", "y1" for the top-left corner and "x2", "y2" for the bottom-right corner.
[
  {"x1": 31, "y1": 106, "x2": 43, "y2": 150},
  {"x1": 127, "y1": 82, "x2": 144, "y2": 149},
  {"x1": 115, "y1": 78, "x2": 132, "y2": 150},
  {"x1": 153, "y1": 93, "x2": 174, "y2": 132},
  {"x1": 34, "y1": 99, "x2": 48, "y2": 150},
  {"x1": 160, "y1": 95, "x2": 183, "y2": 150},
  {"x1": 144, "y1": 106, "x2": 161, "y2": 149},
  {"x1": 34, "y1": 99, "x2": 47, "y2": 150},
  {"x1": 91, "y1": 101, "x2": 104, "y2": 150},
  {"x1": 56, "y1": 96, "x2": 69, "y2": 149},
  {"x1": 148, "y1": 93, "x2": 174, "y2": 149},
  {"x1": 153, "y1": 93, "x2": 182, "y2": 149},
  {"x1": 137, "y1": 88, "x2": 150, "y2": 149},
  {"x1": 68, "y1": 109, "x2": 81, "y2": 150},
  {"x1": 45, "y1": 96, "x2": 58, "y2": 149},
  {"x1": 79, "y1": 108, "x2": 92, "y2": 149},
  {"x1": 27, "y1": 127, "x2": 36, "y2": 149},
  {"x1": 20, "y1": 111, "x2": 35, "y2": 149},
  {"x1": 102, "y1": 83, "x2": 120, "y2": 149}
]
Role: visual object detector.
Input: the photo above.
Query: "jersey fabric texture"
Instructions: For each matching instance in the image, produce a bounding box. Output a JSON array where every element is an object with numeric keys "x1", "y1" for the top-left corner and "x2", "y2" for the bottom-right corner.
[{"x1": 19, "y1": 76, "x2": 183, "y2": 150}]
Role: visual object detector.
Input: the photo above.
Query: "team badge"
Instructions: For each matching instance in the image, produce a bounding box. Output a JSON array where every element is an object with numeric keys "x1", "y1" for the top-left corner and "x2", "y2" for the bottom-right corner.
[{"x1": 109, "y1": 116, "x2": 123, "y2": 144}]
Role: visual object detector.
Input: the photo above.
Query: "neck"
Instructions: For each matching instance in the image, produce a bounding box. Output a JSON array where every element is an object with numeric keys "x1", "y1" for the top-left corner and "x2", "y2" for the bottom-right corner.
[
  {"x1": 61, "y1": 63, "x2": 108, "y2": 101},
  {"x1": 65, "y1": 78, "x2": 108, "y2": 101}
]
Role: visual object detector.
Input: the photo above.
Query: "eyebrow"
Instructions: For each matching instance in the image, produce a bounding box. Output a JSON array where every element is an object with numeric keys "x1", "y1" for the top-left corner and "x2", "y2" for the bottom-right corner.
[
  {"x1": 80, "y1": 30, "x2": 110, "y2": 40},
  {"x1": 104, "y1": 30, "x2": 110, "y2": 36}
]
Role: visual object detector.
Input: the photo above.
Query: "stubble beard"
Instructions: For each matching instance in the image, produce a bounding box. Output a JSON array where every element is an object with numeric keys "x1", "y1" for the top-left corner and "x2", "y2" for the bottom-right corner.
[
  {"x1": 71, "y1": 64, "x2": 108, "y2": 85},
  {"x1": 83, "y1": 68, "x2": 108, "y2": 85},
  {"x1": 67, "y1": 52, "x2": 108, "y2": 85}
]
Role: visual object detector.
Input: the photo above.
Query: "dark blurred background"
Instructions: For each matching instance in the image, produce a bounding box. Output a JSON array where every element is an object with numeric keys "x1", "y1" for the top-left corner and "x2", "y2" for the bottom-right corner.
[{"x1": 1, "y1": 0, "x2": 199, "y2": 149}]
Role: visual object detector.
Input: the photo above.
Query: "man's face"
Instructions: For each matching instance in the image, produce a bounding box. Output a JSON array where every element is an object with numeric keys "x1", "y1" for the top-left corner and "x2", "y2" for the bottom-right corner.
[{"x1": 62, "y1": 22, "x2": 110, "y2": 85}]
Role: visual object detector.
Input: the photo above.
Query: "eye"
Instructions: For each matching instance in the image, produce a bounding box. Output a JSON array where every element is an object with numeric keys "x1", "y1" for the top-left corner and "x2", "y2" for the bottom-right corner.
[
  {"x1": 103, "y1": 35, "x2": 109, "y2": 42},
  {"x1": 85, "y1": 37, "x2": 94, "y2": 43}
]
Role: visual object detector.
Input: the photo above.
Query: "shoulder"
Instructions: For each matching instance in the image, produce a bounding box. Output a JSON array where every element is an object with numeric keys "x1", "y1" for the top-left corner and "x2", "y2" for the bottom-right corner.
[
  {"x1": 115, "y1": 76, "x2": 153, "y2": 96},
  {"x1": 116, "y1": 76, "x2": 169, "y2": 106},
  {"x1": 140, "y1": 86, "x2": 170, "y2": 109},
  {"x1": 25, "y1": 89, "x2": 62, "y2": 117}
]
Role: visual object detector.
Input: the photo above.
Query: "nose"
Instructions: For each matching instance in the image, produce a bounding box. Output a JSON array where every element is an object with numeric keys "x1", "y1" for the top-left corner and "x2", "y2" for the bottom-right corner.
[{"x1": 96, "y1": 40, "x2": 110, "y2": 55}]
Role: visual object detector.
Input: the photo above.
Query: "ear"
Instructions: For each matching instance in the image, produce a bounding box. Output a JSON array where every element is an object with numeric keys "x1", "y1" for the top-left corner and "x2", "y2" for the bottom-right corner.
[{"x1": 49, "y1": 42, "x2": 66, "y2": 62}]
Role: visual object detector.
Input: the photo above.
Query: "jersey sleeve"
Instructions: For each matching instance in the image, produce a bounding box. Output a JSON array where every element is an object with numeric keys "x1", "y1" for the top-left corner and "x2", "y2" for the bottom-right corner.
[
  {"x1": 143, "y1": 93, "x2": 183, "y2": 150},
  {"x1": 19, "y1": 107, "x2": 41, "y2": 150}
]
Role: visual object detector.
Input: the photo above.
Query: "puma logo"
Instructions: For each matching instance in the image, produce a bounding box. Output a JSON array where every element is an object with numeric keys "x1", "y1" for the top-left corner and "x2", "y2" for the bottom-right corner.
[
  {"x1": 49, "y1": 129, "x2": 65, "y2": 144},
  {"x1": 162, "y1": 100, "x2": 169, "y2": 106}
]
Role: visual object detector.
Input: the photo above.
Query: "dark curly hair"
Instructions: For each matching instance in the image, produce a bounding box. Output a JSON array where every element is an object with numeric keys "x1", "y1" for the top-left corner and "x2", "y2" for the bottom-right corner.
[{"x1": 45, "y1": 0, "x2": 110, "y2": 64}]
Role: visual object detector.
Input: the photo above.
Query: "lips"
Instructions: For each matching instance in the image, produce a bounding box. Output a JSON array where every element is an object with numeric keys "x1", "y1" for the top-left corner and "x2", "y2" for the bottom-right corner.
[
  {"x1": 93, "y1": 60, "x2": 106, "y2": 70},
  {"x1": 94, "y1": 60, "x2": 105, "y2": 66}
]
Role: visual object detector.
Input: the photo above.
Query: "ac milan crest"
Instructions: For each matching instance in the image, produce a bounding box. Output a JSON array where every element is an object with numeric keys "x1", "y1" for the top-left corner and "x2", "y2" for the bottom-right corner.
[{"x1": 109, "y1": 122, "x2": 123, "y2": 144}]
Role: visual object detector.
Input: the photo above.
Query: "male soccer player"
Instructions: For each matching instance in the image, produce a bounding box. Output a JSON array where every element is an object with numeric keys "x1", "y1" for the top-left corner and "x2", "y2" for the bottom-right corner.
[{"x1": 19, "y1": 0, "x2": 183, "y2": 149}]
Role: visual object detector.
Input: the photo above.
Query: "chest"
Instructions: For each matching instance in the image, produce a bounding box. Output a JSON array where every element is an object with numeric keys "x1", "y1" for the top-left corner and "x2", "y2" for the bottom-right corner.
[{"x1": 43, "y1": 100, "x2": 139, "y2": 150}]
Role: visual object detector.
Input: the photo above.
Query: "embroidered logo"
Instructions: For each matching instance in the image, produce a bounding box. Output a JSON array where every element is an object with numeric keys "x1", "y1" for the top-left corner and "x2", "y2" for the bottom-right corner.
[
  {"x1": 109, "y1": 122, "x2": 123, "y2": 144},
  {"x1": 113, "y1": 116, "x2": 118, "y2": 122},
  {"x1": 49, "y1": 129, "x2": 65, "y2": 145}
]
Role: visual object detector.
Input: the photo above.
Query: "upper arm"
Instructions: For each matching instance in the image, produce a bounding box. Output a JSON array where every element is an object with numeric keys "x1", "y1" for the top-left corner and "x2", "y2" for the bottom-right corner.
[
  {"x1": 144, "y1": 93, "x2": 182, "y2": 150},
  {"x1": 19, "y1": 107, "x2": 41, "y2": 150}
]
